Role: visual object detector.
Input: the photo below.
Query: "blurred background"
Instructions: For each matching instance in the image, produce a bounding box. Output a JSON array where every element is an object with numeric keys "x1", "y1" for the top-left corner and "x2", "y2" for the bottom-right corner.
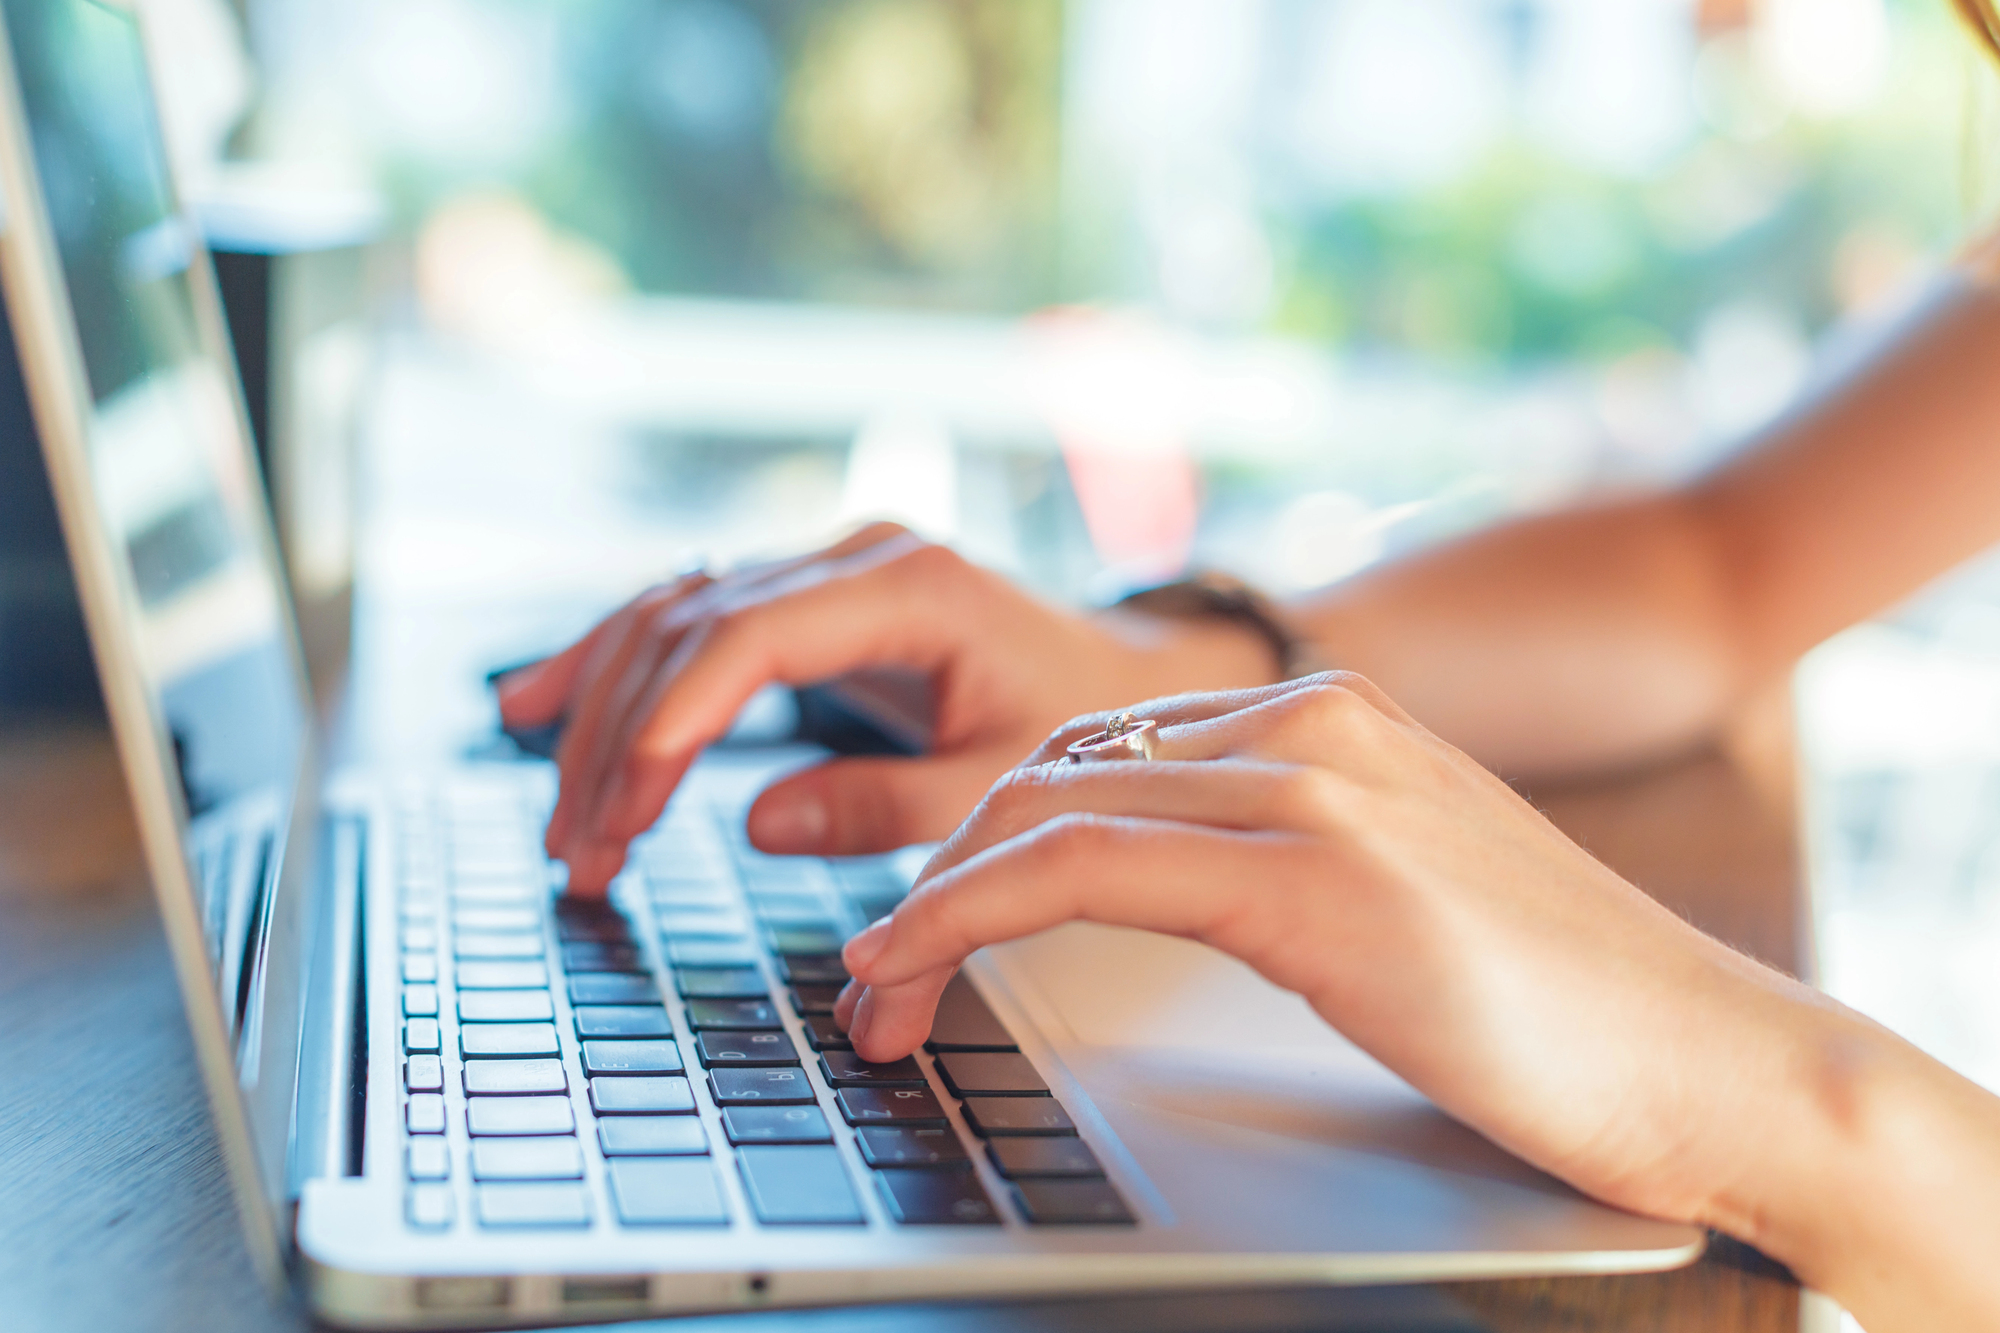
[
  {"x1": 202, "y1": 0, "x2": 1983, "y2": 593},
  {"x1": 79, "y1": 0, "x2": 2000, "y2": 1098}
]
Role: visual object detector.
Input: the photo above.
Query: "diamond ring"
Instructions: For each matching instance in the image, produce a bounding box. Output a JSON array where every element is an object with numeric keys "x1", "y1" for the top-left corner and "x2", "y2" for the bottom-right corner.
[{"x1": 1065, "y1": 711, "x2": 1158, "y2": 764}]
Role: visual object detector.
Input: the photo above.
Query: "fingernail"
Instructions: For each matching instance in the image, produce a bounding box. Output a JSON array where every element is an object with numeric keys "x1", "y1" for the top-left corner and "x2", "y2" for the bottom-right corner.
[
  {"x1": 847, "y1": 987, "x2": 876, "y2": 1050},
  {"x1": 842, "y1": 919, "x2": 890, "y2": 975},
  {"x1": 494, "y1": 662, "x2": 543, "y2": 706},
  {"x1": 747, "y1": 792, "x2": 828, "y2": 854}
]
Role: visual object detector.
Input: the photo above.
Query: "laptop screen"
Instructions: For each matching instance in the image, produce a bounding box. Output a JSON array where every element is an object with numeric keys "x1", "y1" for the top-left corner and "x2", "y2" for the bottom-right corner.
[{"x1": 3, "y1": 0, "x2": 312, "y2": 1090}]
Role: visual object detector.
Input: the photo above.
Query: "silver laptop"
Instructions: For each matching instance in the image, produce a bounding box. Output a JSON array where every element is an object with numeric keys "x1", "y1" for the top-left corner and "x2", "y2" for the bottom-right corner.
[{"x1": 0, "y1": 2, "x2": 1703, "y2": 1325}]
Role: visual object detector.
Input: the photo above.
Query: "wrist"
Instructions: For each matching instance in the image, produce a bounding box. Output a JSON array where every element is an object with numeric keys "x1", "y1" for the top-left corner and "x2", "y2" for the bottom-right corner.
[
  {"x1": 1700, "y1": 987, "x2": 2000, "y2": 1325},
  {"x1": 1092, "y1": 606, "x2": 1284, "y2": 694}
]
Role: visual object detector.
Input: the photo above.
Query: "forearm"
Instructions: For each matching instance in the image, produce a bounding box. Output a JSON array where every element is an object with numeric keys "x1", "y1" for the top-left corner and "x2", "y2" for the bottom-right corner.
[
  {"x1": 1287, "y1": 493, "x2": 1747, "y2": 778},
  {"x1": 1283, "y1": 271, "x2": 2000, "y2": 781},
  {"x1": 1706, "y1": 987, "x2": 2000, "y2": 1331}
]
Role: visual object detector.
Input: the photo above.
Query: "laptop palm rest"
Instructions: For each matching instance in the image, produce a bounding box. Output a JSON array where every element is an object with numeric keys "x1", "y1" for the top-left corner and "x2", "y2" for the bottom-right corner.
[{"x1": 983, "y1": 924, "x2": 1696, "y2": 1267}]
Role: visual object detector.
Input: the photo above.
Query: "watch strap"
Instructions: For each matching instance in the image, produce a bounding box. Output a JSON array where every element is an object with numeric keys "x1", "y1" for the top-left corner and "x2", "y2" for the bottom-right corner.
[{"x1": 1114, "y1": 572, "x2": 1323, "y2": 682}]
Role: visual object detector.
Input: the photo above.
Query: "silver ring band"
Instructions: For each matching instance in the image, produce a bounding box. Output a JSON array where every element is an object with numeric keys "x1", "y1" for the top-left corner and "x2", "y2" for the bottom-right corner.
[{"x1": 1066, "y1": 712, "x2": 1157, "y2": 764}]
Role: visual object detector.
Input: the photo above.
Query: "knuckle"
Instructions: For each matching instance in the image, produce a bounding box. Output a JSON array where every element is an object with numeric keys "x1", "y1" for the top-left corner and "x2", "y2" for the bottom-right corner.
[
  {"x1": 704, "y1": 599, "x2": 764, "y2": 646},
  {"x1": 1291, "y1": 680, "x2": 1372, "y2": 732},
  {"x1": 1276, "y1": 766, "x2": 1343, "y2": 819},
  {"x1": 985, "y1": 761, "x2": 1067, "y2": 815},
  {"x1": 1034, "y1": 811, "x2": 1117, "y2": 861},
  {"x1": 856, "y1": 519, "x2": 912, "y2": 544},
  {"x1": 896, "y1": 538, "x2": 963, "y2": 584}
]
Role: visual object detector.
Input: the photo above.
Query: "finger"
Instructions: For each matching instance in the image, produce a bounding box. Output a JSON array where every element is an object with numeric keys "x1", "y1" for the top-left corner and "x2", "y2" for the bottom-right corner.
[
  {"x1": 586, "y1": 537, "x2": 988, "y2": 842},
  {"x1": 1018, "y1": 674, "x2": 1367, "y2": 767},
  {"x1": 556, "y1": 837, "x2": 629, "y2": 900},
  {"x1": 743, "y1": 747, "x2": 1025, "y2": 856},
  {"x1": 839, "y1": 816, "x2": 1309, "y2": 1059},
  {"x1": 844, "y1": 965, "x2": 955, "y2": 1064},
  {"x1": 560, "y1": 537, "x2": 905, "y2": 853},
  {"x1": 696, "y1": 520, "x2": 917, "y2": 602},
  {"x1": 545, "y1": 527, "x2": 920, "y2": 865},
  {"x1": 918, "y1": 757, "x2": 1335, "y2": 883},
  {"x1": 1136, "y1": 673, "x2": 1425, "y2": 770},
  {"x1": 544, "y1": 582, "x2": 697, "y2": 854},
  {"x1": 833, "y1": 978, "x2": 863, "y2": 1030},
  {"x1": 567, "y1": 602, "x2": 721, "y2": 852},
  {"x1": 495, "y1": 587, "x2": 671, "y2": 727}
]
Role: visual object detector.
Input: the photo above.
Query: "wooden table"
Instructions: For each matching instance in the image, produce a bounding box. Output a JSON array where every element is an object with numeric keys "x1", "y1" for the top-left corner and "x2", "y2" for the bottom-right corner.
[{"x1": 0, "y1": 698, "x2": 1816, "y2": 1333}]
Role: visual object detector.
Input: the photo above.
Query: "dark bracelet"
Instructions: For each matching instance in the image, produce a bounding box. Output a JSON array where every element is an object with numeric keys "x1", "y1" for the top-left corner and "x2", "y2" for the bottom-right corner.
[{"x1": 1113, "y1": 572, "x2": 1324, "y2": 682}]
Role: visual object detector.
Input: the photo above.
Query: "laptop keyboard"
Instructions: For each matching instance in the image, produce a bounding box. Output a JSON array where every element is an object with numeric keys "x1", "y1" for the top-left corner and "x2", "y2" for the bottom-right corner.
[{"x1": 394, "y1": 777, "x2": 1135, "y2": 1233}]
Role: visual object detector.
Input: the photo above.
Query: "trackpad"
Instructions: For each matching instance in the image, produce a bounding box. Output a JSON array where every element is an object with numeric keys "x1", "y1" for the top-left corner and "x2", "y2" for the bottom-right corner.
[{"x1": 985, "y1": 923, "x2": 1551, "y2": 1190}]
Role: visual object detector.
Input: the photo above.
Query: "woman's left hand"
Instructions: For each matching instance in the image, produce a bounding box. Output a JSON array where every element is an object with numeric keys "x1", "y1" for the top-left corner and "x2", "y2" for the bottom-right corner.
[{"x1": 834, "y1": 674, "x2": 1894, "y2": 1269}]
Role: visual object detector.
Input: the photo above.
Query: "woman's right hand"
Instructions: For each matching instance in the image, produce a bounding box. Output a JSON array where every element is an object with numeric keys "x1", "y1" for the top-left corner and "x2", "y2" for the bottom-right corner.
[
  {"x1": 835, "y1": 675, "x2": 2000, "y2": 1333},
  {"x1": 496, "y1": 523, "x2": 1278, "y2": 893}
]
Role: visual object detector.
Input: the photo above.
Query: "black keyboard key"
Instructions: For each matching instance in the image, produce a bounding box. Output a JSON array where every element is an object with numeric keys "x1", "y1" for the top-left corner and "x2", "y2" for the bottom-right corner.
[
  {"x1": 404, "y1": 1018, "x2": 441, "y2": 1053},
  {"x1": 575, "y1": 1006, "x2": 674, "y2": 1039},
  {"x1": 676, "y1": 967, "x2": 769, "y2": 1000},
  {"x1": 722, "y1": 1105, "x2": 834, "y2": 1145},
  {"x1": 1012, "y1": 1178, "x2": 1135, "y2": 1225},
  {"x1": 470, "y1": 1137, "x2": 584, "y2": 1180},
  {"x1": 934, "y1": 1052, "x2": 1048, "y2": 1098},
  {"x1": 736, "y1": 1146, "x2": 863, "y2": 1225},
  {"x1": 568, "y1": 973, "x2": 657, "y2": 1005},
  {"x1": 608, "y1": 1158, "x2": 729, "y2": 1225},
  {"x1": 581, "y1": 1039, "x2": 683, "y2": 1076},
  {"x1": 665, "y1": 938, "x2": 757, "y2": 968},
  {"x1": 554, "y1": 916, "x2": 632, "y2": 945},
  {"x1": 476, "y1": 1183, "x2": 591, "y2": 1228},
  {"x1": 554, "y1": 897, "x2": 626, "y2": 923},
  {"x1": 766, "y1": 926, "x2": 843, "y2": 955},
  {"x1": 460, "y1": 1022, "x2": 560, "y2": 1059},
  {"x1": 684, "y1": 997, "x2": 782, "y2": 1030},
  {"x1": 454, "y1": 931, "x2": 544, "y2": 959},
  {"x1": 458, "y1": 990, "x2": 554, "y2": 1023},
  {"x1": 836, "y1": 1086, "x2": 948, "y2": 1126},
  {"x1": 777, "y1": 954, "x2": 849, "y2": 986},
  {"x1": 589, "y1": 1076, "x2": 696, "y2": 1115},
  {"x1": 819, "y1": 1051, "x2": 924, "y2": 1087},
  {"x1": 562, "y1": 941, "x2": 644, "y2": 973},
  {"x1": 463, "y1": 1058, "x2": 566, "y2": 1095},
  {"x1": 801, "y1": 1016, "x2": 853, "y2": 1051},
  {"x1": 788, "y1": 983, "x2": 842, "y2": 1014},
  {"x1": 876, "y1": 1169, "x2": 1000, "y2": 1225},
  {"x1": 599, "y1": 1116, "x2": 709, "y2": 1157},
  {"x1": 467, "y1": 1095, "x2": 575, "y2": 1136},
  {"x1": 925, "y1": 974, "x2": 1017, "y2": 1051},
  {"x1": 830, "y1": 862, "x2": 909, "y2": 919},
  {"x1": 986, "y1": 1136, "x2": 1104, "y2": 1178},
  {"x1": 709, "y1": 1066, "x2": 816, "y2": 1105},
  {"x1": 457, "y1": 960, "x2": 549, "y2": 990},
  {"x1": 855, "y1": 1126, "x2": 968, "y2": 1169},
  {"x1": 961, "y1": 1096, "x2": 1075, "y2": 1137},
  {"x1": 696, "y1": 1030, "x2": 799, "y2": 1067}
]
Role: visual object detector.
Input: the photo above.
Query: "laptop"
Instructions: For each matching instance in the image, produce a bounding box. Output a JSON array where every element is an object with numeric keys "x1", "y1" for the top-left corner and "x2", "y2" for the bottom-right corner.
[{"x1": 0, "y1": 2, "x2": 1704, "y2": 1325}]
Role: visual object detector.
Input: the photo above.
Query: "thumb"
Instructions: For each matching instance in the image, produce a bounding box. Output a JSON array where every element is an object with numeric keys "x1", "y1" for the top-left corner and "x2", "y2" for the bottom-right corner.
[{"x1": 745, "y1": 749, "x2": 1013, "y2": 856}]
